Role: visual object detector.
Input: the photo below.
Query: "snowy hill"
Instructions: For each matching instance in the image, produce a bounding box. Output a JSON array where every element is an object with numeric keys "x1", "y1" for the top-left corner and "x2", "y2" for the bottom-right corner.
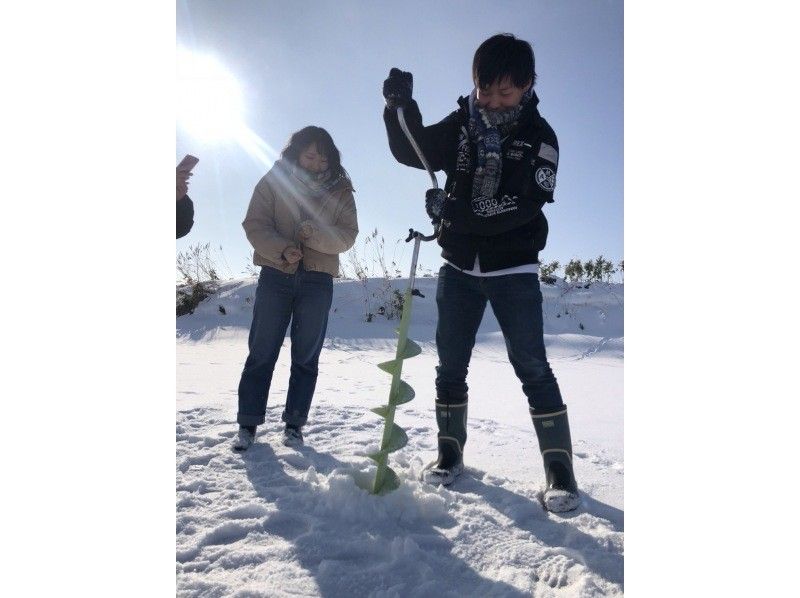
[{"x1": 176, "y1": 275, "x2": 624, "y2": 597}]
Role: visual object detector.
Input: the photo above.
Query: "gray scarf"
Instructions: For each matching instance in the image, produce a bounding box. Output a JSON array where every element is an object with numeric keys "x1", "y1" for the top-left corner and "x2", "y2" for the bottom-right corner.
[
  {"x1": 467, "y1": 86, "x2": 534, "y2": 201},
  {"x1": 288, "y1": 162, "x2": 344, "y2": 199}
]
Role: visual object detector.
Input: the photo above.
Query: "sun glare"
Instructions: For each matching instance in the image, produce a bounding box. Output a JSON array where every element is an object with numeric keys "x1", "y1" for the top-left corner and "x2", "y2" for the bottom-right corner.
[
  {"x1": 176, "y1": 48, "x2": 280, "y2": 168},
  {"x1": 177, "y1": 49, "x2": 245, "y2": 142}
]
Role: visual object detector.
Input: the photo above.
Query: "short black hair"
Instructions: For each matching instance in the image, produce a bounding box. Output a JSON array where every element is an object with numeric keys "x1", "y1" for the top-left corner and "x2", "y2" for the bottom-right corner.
[
  {"x1": 472, "y1": 33, "x2": 536, "y2": 90},
  {"x1": 281, "y1": 126, "x2": 344, "y2": 176}
]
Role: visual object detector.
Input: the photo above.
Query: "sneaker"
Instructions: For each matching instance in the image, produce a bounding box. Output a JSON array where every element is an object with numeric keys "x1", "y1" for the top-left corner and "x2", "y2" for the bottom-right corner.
[
  {"x1": 232, "y1": 426, "x2": 256, "y2": 451},
  {"x1": 282, "y1": 425, "x2": 304, "y2": 447}
]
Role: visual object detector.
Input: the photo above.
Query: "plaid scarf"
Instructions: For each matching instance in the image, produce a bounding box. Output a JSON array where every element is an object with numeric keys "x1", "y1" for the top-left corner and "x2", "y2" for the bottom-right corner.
[{"x1": 467, "y1": 85, "x2": 534, "y2": 201}]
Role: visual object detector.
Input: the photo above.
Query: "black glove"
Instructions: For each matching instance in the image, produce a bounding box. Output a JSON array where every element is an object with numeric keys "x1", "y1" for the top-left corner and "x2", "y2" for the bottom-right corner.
[
  {"x1": 425, "y1": 188, "x2": 446, "y2": 223},
  {"x1": 383, "y1": 68, "x2": 413, "y2": 108}
]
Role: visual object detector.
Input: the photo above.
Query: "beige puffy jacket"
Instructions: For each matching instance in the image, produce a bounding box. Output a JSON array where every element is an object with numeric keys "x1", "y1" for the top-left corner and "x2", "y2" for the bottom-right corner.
[{"x1": 242, "y1": 162, "x2": 359, "y2": 276}]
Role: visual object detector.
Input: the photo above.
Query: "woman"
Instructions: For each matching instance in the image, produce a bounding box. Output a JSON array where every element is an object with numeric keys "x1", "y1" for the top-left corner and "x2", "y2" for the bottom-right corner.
[{"x1": 234, "y1": 126, "x2": 358, "y2": 450}]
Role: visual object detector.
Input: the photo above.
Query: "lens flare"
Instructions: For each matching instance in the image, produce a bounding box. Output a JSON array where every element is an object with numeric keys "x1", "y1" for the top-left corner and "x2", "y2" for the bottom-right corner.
[
  {"x1": 176, "y1": 48, "x2": 280, "y2": 170},
  {"x1": 177, "y1": 49, "x2": 244, "y2": 142}
]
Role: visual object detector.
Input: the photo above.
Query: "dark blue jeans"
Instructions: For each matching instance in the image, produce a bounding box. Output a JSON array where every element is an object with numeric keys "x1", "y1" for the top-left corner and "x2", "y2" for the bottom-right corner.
[
  {"x1": 435, "y1": 263, "x2": 563, "y2": 411},
  {"x1": 237, "y1": 265, "x2": 333, "y2": 428}
]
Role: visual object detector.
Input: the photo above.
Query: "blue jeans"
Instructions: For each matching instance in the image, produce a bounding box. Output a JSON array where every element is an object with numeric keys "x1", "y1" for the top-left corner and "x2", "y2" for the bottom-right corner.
[
  {"x1": 435, "y1": 263, "x2": 563, "y2": 410},
  {"x1": 237, "y1": 265, "x2": 333, "y2": 428}
]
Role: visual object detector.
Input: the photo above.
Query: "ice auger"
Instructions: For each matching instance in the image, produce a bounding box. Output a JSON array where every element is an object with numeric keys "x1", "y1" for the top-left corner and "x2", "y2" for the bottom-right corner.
[{"x1": 368, "y1": 106, "x2": 440, "y2": 495}]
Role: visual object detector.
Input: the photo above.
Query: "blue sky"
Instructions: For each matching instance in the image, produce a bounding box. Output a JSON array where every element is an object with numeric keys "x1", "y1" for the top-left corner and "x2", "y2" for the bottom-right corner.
[{"x1": 176, "y1": 0, "x2": 623, "y2": 278}]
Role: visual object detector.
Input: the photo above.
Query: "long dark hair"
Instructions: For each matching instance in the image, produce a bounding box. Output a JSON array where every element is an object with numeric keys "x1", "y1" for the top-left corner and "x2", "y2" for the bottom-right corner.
[{"x1": 280, "y1": 126, "x2": 346, "y2": 178}]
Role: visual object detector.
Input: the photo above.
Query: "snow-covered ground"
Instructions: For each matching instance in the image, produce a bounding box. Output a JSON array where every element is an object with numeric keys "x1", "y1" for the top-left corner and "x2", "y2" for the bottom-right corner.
[{"x1": 176, "y1": 275, "x2": 624, "y2": 597}]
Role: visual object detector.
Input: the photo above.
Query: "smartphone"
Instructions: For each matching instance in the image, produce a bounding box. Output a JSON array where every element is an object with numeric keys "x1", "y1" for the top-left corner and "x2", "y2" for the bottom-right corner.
[{"x1": 177, "y1": 154, "x2": 199, "y2": 173}]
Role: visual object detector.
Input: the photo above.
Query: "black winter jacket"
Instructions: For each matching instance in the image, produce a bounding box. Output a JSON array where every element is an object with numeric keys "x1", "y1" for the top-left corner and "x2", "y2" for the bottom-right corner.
[
  {"x1": 176, "y1": 194, "x2": 194, "y2": 239},
  {"x1": 384, "y1": 92, "x2": 559, "y2": 272}
]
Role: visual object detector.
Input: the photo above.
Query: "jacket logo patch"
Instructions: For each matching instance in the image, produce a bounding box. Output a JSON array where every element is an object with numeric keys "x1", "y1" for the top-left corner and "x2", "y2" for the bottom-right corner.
[
  {"x1": 471, "y1": 194, "x2": 518, "y2": 218},
  {"x1": 506, "y1": 149, "x2": 524, "y2": 160},
  {"x1": 535, "y1": 166, "x2": 556, "y2": 191},
  {"x1": 537, "y1": 143, "x2": 559, "y2": 165},
  {"x1": 456, "y1": 128, "x2": 470, "y2": 173}
]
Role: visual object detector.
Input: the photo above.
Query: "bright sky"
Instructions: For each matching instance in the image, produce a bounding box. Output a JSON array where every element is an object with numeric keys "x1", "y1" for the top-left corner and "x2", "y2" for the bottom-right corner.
[
  {"x1": 176, "y1": 0, "x2": 623, "y2": 279},
  {"x1": 11, "y1": 4, "x2": 800, "y2": 592}
]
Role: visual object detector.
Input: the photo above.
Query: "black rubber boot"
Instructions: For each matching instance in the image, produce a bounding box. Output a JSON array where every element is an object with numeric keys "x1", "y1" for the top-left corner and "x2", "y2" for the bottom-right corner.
[
  {"x1": 530, "y1": 405, "x2": 580, "y2": 512},
  {"x1": 423, "y1": 392, "x2": 468, "y2": 485}
]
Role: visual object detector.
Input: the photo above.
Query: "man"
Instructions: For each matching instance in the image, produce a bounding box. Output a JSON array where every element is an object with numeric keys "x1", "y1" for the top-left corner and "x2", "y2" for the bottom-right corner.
[{"x1": 382, "y1": 33, "x2": 579, "y2": 512}]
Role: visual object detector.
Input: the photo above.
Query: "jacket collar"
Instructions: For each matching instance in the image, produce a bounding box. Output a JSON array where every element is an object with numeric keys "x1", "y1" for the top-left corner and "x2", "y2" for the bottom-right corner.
[{"x1": 270, "y1": 159, "x2": 353, "y2": 195}]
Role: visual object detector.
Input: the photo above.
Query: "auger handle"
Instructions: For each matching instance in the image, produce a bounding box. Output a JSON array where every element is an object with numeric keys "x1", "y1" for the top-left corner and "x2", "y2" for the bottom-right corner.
[
  {"x1": 405, "y1": 228, "x2": 438, "y2": 243},
  {"x1": 397, "y1": 106, "x2": 441, "y2": 240},
  {"x1": 397, "y1": 106, "x2": 439, "y2": 190}
]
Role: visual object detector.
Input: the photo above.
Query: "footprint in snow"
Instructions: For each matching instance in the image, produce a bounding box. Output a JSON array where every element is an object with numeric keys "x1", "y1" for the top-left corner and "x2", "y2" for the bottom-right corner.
[
  {"x1": 534, "y1": 553, "x2": 575, "y2": 589},
  {"x1": 261, "y1": 511, "x2": 311, "y2": 540},
  {"x1": 221, "y1": 503, "x2": 272, "y2": 520},
  {"x1": 279, "y1": 452, "x2": 310, "y2": 470},
  {"x1": 178, "y1": 452, "x2": 216, "y2": 473}
]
